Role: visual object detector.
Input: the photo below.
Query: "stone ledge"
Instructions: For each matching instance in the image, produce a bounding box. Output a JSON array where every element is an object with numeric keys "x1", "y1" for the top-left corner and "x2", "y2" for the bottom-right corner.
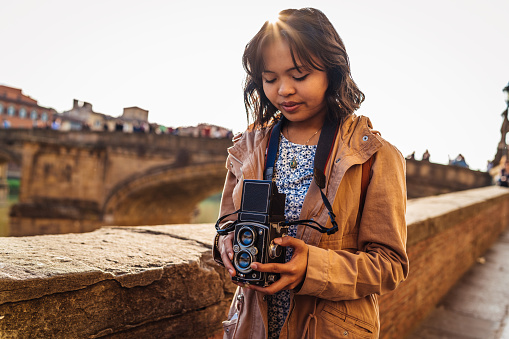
[
  {"x1": 0, "y1": 224, "x2": 236, "y2": 338},
  {"x1": 0, "y1": 225, "x2": 220, "y2": 302},
  {"x1": 406, "y1": 186, "x2": 509, "y2": 246}
]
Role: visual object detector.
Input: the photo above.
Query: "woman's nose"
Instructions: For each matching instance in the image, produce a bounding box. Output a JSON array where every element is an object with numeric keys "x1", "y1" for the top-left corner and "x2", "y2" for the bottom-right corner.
[{"x1": 278, "y1": 80, "x2": 295, "y2": 97}]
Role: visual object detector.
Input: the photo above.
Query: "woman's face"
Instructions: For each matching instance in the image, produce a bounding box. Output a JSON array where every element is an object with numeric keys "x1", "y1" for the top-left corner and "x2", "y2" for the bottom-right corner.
[{"x1": 261, "y1": 39, "x2": 328, "y2": 127}]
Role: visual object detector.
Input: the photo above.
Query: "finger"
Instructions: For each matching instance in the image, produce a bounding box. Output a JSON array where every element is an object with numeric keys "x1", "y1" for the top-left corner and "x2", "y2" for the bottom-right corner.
[
  {"x1": 223, "y1": 233, "x2": 235, "y2": 261},
  {"x1": 250, "y1": 262, "x2": 289, "y2": 273},
  {"x1": 220, "y1": 234, "x2": 236, "y2": 277},
  {"x1": 221, "y1": 251, "x2": 236, "y2": 277},
  {"x1": 247, "y1": 278, "x2": 290, "y2": 295},
  {"x1": 276, "y1": 236, "x2": 305, "y2": 250},
  {"x1": 232, "y1": 281, "x2": 245, "y2": 288}
]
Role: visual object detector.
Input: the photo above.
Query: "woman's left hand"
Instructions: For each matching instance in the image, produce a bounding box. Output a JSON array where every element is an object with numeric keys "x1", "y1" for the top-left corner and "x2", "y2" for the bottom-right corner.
[{"x1": 246, "y1": 236, "x2": 309, "y2": 295}]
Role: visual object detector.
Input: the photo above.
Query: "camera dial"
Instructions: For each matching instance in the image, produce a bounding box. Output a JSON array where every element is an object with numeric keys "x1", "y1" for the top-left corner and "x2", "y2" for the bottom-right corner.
[{"x1": 268, "y1": 240, "x2": 283, "y2": 259}]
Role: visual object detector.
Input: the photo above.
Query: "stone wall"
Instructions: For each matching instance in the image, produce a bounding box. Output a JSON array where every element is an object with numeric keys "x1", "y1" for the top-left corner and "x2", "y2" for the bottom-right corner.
[
  {"x1": 406, "y1": 159, "x2": 492, "y2": 198},
  {"x1": 1, "y1": 186, "x2": 508, "y2": 338},
  {"x1": 380, "y1": 186, "x2": 509, "y2": 338}
]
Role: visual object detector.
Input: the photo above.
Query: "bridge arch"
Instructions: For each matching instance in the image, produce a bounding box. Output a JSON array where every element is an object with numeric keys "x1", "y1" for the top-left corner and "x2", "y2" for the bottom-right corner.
[
  {"x1": 0, "y1": 148, "x2": 21, "y2": 165},
  {"x1": 103, "y1": 162, "x2": 227, "y2": 226}
]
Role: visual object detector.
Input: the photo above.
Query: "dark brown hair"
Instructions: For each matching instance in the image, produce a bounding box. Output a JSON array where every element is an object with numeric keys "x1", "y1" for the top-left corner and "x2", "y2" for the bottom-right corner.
[{"x1": 242, "y1": 7, "x2": 364, "y2": 128}]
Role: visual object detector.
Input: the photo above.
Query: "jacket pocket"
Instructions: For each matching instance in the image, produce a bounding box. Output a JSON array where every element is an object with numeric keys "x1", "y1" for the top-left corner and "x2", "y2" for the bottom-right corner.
[
  {"x1": 222, "y1": 313, "x2": 238, "y2": 339},
  {"x1": 222, "y1": 290, "x2": 245, "y2": 339},
  {"x1": 318, "y1": 303, "x2": 375, "y2": 339}
]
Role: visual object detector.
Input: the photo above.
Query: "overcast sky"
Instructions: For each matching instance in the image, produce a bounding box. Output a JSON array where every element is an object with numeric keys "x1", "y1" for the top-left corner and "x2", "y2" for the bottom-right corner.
[{"x1": 2, "y1": 0, "x2": 508, "y2": 171}]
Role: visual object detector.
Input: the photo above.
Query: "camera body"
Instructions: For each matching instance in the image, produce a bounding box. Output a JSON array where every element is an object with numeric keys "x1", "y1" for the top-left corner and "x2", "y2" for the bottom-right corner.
[{"x1": 231, "y1": 179, "x2": 288, "y2": 286}]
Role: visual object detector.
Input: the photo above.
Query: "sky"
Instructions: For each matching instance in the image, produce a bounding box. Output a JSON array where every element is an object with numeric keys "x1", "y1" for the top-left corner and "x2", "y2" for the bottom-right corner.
[{"x1": 1, "y1": 0, "x2": 509, "y2": 171}]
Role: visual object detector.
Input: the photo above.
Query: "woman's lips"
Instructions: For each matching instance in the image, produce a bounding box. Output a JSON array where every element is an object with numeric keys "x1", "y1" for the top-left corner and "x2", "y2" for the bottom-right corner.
[{"x1": 280, "y1": 101, "x2": 302, "y2": 112}]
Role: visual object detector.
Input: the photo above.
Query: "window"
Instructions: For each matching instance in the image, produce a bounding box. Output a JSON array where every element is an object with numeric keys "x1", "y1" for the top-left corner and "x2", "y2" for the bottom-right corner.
[
  {"x1": 19, "y1": 108, "x2": 27, "y2": 118},
  {"x1": 31, "y1": 110, "x2": 38, "y2": 120},
  {"x1": 7, "y1": 106, "x2": 15, "y2": 116},
  {"x1": 0, "y1": 103, "x2": 3, "y2": 114},
  {"x1": 41, "y1": 112, "x2": 48, "y2": 121}
]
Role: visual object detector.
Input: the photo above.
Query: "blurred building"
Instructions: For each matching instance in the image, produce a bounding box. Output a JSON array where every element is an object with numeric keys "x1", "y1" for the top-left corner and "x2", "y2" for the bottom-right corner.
[
  {"x1": 122, "y1": 107, "x2": 148, "y2": 121},
  {"x1": 0, "y1": 85, "x2": 56, "y2": 128},
  {"x1": 176, "y1": 123, "x2": 232, "y2": 138},
  {"x1": 61, "y1": 100, "x2": 107, "y2": 131},
  {"x1": 61, "y1": 100, "x2": 150, "y2": 133}
]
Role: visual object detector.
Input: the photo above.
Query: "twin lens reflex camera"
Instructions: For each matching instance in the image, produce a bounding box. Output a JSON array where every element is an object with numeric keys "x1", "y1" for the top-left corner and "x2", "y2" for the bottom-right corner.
[{"x1": 231, "y1": 179, "x2": 289, "y2": 287}]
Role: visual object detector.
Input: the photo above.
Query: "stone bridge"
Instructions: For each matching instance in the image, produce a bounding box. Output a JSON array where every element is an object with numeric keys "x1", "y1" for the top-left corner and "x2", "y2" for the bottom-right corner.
[{"x1": 0, "y1": 129, "x2": 232, "y2": 236}]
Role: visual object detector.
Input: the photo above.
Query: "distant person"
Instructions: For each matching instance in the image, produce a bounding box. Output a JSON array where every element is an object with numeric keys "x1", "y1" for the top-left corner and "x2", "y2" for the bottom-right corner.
[
  {"x1": 497, "y1": 161, "x2": 509, "y2": 187},
  {"x1": 406, "y1": 151, "x2": 415, "y2": 160},
  {"x1": 422, "y1": 149, "x2": 430, "y2": 161},
  {"x1": 51, "y1": 118, "x2": 61, "y2": 130},
  {"x1": 487, "y1": 160, "x2": 493, "y2": 172},
  {"x1": 115, "y1": 121, "x2": 123, "y2": 132},
  {"x1": 2, "y1": 119, "x2": 10, "y2": 129},
  {"x1": 451, "y1": 154, "x2": 468, "y2": 168}
]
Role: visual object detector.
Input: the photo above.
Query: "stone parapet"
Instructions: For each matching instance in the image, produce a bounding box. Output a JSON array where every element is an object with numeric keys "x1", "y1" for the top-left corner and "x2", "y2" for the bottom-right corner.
[
  {"x1": 0, "y1": 224, "x2": 236, "y2": 338},
  {"x1": 0, "y1": 186, "x2": 508, "y2": 338},
  {"x1": 406, "y1": 159, "x2": 492, "y2": 198},
  {"x1": 380, "y1": 186, "x2": 509, "y2": 338}
]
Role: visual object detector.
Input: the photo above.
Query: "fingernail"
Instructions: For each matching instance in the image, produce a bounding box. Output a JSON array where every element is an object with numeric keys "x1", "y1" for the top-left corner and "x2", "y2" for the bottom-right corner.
[
  {"x1": 250, "y1": 263, "x2": 258, "y2": 269},
  {"x1": 228, "y1": 269, "x2": 235, "y2": 276},
  {"x1": 228, "y1": 252, "x2": 233, "y2": 260},
  {"x1": 274, "y1": 238, "x2": 282, "y2": 244}
]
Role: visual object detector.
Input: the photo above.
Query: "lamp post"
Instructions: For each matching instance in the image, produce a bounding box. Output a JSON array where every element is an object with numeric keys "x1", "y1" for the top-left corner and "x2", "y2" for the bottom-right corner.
[
  {"x1": 499, "y1": 82, "x2": 509, "y2": 163},
  {"x1": 503, "y1": 82, "x2": 509, "y2": 107}
]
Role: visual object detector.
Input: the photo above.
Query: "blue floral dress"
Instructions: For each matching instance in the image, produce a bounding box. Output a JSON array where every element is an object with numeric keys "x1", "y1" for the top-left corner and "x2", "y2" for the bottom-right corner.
[{"x1": 267, "y1": 133, "x2": 317, "y2": 338}]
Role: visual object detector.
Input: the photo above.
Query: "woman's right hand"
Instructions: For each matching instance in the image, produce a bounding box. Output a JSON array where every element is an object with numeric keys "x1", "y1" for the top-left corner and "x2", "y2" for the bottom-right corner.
[{"x1": 218, "y1": 233, "x2": 236, "y2": 278}]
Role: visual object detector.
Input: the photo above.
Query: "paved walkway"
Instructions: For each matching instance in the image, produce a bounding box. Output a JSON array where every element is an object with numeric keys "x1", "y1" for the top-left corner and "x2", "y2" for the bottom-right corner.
[{"x1": 407, "y1": 228, "x2": 509, "y2": 339}]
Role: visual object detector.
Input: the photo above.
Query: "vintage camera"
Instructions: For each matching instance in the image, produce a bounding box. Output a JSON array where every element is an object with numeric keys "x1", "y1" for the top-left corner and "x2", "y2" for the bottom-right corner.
[{"x1": 231, "y1": 179, "x2": 289, "y2": 286}]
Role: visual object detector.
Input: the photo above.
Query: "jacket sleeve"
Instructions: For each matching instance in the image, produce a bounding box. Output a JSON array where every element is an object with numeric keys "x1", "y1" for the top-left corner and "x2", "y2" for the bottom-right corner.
[{"x1": 297, "y1": 141, "x2": 409, "y2": 301}]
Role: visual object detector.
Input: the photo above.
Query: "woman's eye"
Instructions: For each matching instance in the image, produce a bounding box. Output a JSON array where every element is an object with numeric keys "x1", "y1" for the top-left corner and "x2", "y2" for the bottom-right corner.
[
  {"x1": 294, "y1": 74, "x2": 309, "y2": 81},
  {"x1": 264, "y1": 78, "x2": 276, "y2": 84}
]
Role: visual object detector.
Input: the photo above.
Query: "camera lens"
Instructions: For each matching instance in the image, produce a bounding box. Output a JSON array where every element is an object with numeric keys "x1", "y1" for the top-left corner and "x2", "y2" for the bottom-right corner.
[
  {"x1": 239, "y1": 228, "x2": 255, "y2": 246},
  {"x1": 237, "y1": 252, "x2": 251, "y2": 269}
]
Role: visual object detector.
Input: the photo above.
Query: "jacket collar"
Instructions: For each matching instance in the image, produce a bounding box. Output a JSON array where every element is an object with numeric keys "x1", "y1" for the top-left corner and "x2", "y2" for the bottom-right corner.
[{"x1": 228, "y1": 114, "x2": 383, "y2": 245}]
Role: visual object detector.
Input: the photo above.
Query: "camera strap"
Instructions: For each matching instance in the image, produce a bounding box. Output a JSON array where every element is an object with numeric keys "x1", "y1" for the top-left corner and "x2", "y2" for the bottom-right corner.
[
  {"x1": 215, "y1": 211, "x2": 240, "y2": 235},
  {"x1": 264, "y1": 118, "x2": 284, "y2": 181},
  {"x1": 263, "y1": 115, "x2": 341, "y2": 235}
]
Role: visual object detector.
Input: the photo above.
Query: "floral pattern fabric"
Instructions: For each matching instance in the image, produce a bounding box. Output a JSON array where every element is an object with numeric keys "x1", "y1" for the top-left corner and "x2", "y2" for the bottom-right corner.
[{"x1": 267, "y1": 133, "x2": 317, "y2": 338}]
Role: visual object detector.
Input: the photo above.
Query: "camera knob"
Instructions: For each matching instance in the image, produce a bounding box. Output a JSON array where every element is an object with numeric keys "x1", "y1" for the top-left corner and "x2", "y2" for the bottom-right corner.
[
  {"x1": 268, "y1": 241, "x2": 282, "y2": 259},
  {"x1": 267, "y1": 274, "x2": 276, "y2": 282},
  {"x1": 233, "y1": 245, "x2": 240, "y2": 253},
  {"x1": 249, "y1": 247, "x2": 258, "y2": 255}
]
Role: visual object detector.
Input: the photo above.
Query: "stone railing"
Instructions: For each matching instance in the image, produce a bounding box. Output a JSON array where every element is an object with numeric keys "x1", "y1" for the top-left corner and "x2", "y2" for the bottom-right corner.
[
  {"x1": 405, "y1": 159, "x2": 492, "y2": 199},
  {"x1": 1, "y1": 186, "x2": 508, "y2": 338}
]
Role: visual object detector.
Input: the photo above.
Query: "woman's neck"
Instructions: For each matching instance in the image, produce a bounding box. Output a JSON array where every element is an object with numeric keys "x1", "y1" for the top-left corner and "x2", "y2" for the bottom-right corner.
[
  {"x1": 282, "y1": 110, "x2": 326, "y2": 145},
  {"x1": 283, "y1": 119, "x2": 325, "y2": 145}
]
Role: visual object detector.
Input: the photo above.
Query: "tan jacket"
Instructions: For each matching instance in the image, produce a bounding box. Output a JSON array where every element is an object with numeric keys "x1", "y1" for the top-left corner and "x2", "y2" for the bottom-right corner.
[{"x1": 214, "y1": 115, "x2": 409, "y2": 338}]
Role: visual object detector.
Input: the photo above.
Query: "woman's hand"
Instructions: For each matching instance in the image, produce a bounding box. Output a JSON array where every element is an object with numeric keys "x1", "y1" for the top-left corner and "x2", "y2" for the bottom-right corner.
[
  {"x1": 218, "y1": 233, "x2": 237, "y2": 277},
  {"x1": 246, "y1": 236, "x2": 309, "y2": 295}
]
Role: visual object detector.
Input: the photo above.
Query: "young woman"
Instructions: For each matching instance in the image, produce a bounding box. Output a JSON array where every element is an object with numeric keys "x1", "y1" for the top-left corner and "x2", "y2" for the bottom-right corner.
[{"x1": 213, "y1": 8, "x2": 409, "y2": 338}]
